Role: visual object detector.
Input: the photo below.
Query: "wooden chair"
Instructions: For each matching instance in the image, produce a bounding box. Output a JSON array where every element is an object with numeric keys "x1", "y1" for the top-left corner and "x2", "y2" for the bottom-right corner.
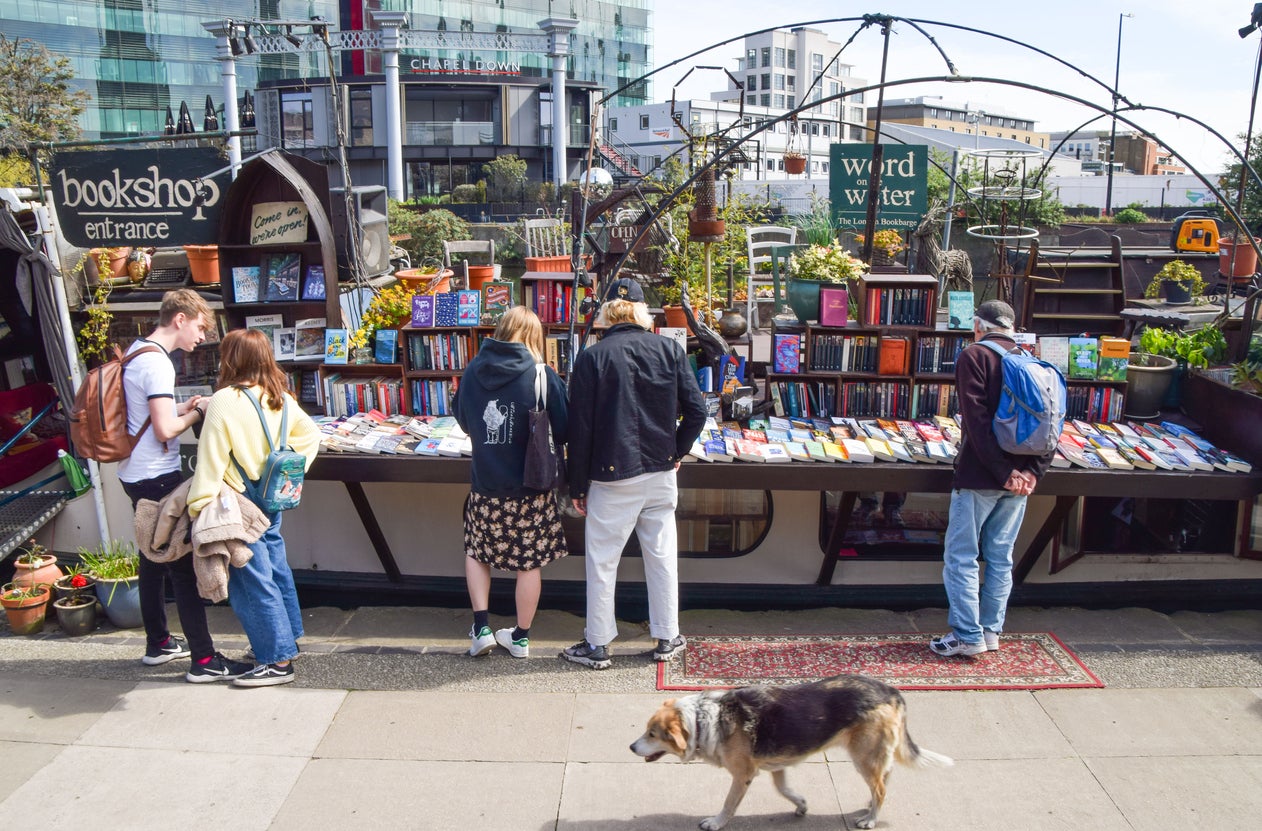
[
  {"x1": 745, "y1": 226, "x2": 798, "y2": 331},
  {"x1": 523, "y1": 218, "x2": 569, "y2": 258},
  {"x1": 442, "y1": 239, "x2": 499, "y2": 285},
  {"x1": 769, "y1": 243, "x2": 810, "y2": 318}
]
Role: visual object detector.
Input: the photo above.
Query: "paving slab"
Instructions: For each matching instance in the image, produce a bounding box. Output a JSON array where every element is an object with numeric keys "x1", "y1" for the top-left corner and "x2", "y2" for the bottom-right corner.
[
  {"x1": 1168, "y1": 609, "x2": 1262, "y2": 644},
  {"x1": 569, "y1": 692, "x2": 679, "y2": 762},
  {"x1": 273, "y1": 758, "x2": 565, "y2": 831},
  {"x1": 0, "y1": 744, "x2": 307, "y2": 830},
  {"x1": 1035, "y1": 687, "x2": 1262, "y2": 756},
  {"x1": 892, "y1": 690, "x2": 1075, "y2": 760},
  {"x1": 1086, "y1": 755, "x2": 1262, "y2": 827},
  {"x1": 558, "y1": 760, "x2": 843, "y2": 830},
  {"x1": 0, "y1": 672, "x2": 132, "y2": 743},
  {"x1": 315, "y1": 690, "x2": 575, "y2": 761},
  {"x1": 75, "y1": 681, "x2": 346, "y2": 756},
  {"x1": 0, "y1": 739, "x2": 64, "y2": 801},
  {"x1": 863, "y1": 756, "x2": 1130, "y2": 831}
]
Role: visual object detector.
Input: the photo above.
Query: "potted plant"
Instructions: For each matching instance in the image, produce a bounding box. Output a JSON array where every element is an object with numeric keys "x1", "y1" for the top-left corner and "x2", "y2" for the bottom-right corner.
[
  {"x1": 52, "y1": 592, "x2": 98, "y2": 637},
  {"x1": 1143, "y1": 259, "x2": 1207, "y2": 304},
  {"x1": 1135, "y1": 325, "x2": 1228, "y2": 410},
  {"x1": 1218, "y1": 229, "x2": 1260, "y2": 279},
  {"x1": 2, "y1": 582, "x2": 51, "y2": 635},
  {"x1": 52, "y1": 563, "x2": 97, "y2": 603},
  {"x1": 350, "y1": 282, "x2": 417, "y2": 359},
  {"x1": 79, "y1": 541, "x2": 142, "y2": 629},
  {"x1": 855, "y1": 228, "x2": 907, "y2": 267},
  {"x1": 785, "y1": 243, "x2": 869, "y2": 324},
  {"x1": 782, "y1": 151, "x2": 806, "y2": 175},
  {"x1": 11, "y1": 538, "x2": 62, "y2": 603}
]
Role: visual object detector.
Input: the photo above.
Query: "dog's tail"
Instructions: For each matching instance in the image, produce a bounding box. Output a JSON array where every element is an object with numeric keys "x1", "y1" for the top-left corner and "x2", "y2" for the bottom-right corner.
[{"x1": 895, "y1": 703, "x2": 954, "y2": 769}]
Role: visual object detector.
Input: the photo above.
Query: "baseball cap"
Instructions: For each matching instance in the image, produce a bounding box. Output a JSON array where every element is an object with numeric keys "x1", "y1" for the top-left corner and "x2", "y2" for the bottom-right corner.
[
  {"x1": 602, "y1": 277, "x2": 645, "y2": 304},
  {"x1": 974, "y1": 299, "x2": 1015, "y2": 329}
]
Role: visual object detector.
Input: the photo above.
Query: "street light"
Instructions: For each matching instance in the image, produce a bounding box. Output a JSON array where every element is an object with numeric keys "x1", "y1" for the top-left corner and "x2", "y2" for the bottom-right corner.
[
  {"x1": 1104, "y1": 12, "x2": 1133, "y2": 217},
  {"x1": 967, "y1": 109, "x2": 985, "y2": 151}
]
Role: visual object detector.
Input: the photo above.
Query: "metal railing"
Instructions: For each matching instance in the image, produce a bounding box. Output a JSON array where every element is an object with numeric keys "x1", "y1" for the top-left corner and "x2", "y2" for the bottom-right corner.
[{"x1": 404, "y1": 121, "x2": 495, "y2": 146}]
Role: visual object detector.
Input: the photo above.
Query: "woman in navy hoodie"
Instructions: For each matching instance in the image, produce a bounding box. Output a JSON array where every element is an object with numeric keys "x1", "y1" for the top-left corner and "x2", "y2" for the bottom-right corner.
[{"x1": 454, "y1": 306, "x2": 568, "y2": 659}]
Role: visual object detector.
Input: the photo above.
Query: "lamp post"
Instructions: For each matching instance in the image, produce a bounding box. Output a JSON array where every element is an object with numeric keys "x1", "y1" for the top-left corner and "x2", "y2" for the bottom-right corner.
[
  {"x1": 1104, "y1": 12, "x2": 1133, "y2": 217},
  {"x1": 967, "y1": 109, "x2": 984, "y2": 151}
]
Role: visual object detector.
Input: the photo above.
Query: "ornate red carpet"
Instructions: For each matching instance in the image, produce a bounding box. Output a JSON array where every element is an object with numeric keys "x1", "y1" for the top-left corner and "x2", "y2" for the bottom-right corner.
[{"x1": 657, "y1": 633, "x2": 1104, "y2": 691}]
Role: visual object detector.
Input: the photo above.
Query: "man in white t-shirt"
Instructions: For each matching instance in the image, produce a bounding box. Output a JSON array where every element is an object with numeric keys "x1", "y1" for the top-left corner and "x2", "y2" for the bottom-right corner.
[{"x1": 119, "y1": 289, "x2": 251, "y2": 683}]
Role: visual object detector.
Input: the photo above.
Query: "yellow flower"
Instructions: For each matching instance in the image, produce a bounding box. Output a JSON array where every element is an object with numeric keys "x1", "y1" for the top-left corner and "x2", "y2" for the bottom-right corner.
[
  {"x1": 854, "y1": 229, "x2": 906, "y2": 259},
  {"x1": 351, "y1": 283, "x2": 417, "y2": 350}
]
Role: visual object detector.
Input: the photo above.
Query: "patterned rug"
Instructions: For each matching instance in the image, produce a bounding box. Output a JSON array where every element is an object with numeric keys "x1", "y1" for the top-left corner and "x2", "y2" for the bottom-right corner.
[{"x1": 657, "y1": 633, "x2": 1103, "y2": 691}]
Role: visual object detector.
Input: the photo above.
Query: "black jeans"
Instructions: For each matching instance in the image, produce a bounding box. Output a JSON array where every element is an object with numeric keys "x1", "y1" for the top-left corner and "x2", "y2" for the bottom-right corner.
[{"x1": 122, "y1": 470, "x2": 214, "y2": 661}]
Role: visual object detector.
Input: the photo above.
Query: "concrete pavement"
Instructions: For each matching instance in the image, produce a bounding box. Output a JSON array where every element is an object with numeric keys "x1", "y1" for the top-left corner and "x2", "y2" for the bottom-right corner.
[{"x1": 1, "y1": 604, "x2": 1260, "y2": 830}]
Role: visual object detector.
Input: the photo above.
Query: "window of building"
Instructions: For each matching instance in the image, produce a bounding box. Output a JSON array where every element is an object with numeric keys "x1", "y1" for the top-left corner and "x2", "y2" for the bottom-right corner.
[
  {"x1": 774, "y1": 94, "x2": 785, "y2": 109},
  {"x1": 788, "y1": 50, "x2": 796, "y2": 70},
  {"x1": 767, "y1": 158, "x2": 776, "y2": 171},
  {"x1": 761, "y1": 46, "x2": 771, "y2": 67},
  {"x1": 787, "y1": 96, "x2": 795, "y2": 109},
  {"x1": 810, "y1": 122, "x2": 819, "y2": 135},
  {"x1": 746, "y1": 48, "x2": 757, "y2": 69},
  {"x1": 762, "y1": 73, "x2": 771, "y2": 91},
  {"x1": 746, "y1": 93, "x2": 757, "y2": 106},
  {"x1": 774, "y1": 74, "x2": 785, "y2": 91},
  {"x1": 774, "y1": 47, "x2": 786, "y2": 67},
  {"x1": 786, "y1": 75, "x2": 795, "y2": 90},
  {"x1": 349, "y1": 88, "x2": 373, "y2": 146},
  {"x1": 610, "y1": 117, "x2": 618, "y2": 131},
  {"x1": 928, "y1": 108, "x2": 937, "y2": 118},
  {"x1": 822, "y1": 162, "x2": 829, "y2": 173},
  {"x1": 812, "y1": 53, "x2": 824, "y2": 72},
  {"x1": 761, "y1": 94, "x2": 770, "y2": 107},
  {"x1": 281, "y1": 94, "x2": 314, "y2": 148},
  {"x1": 822, "y1": 124, "x2": 830, "y2": 137},
  {"x1": 747, "y1": 75, "x2": 757, "y2": 91},
  {"x1": 640, "y1": 114, "x2": 649, "y2": 129}
]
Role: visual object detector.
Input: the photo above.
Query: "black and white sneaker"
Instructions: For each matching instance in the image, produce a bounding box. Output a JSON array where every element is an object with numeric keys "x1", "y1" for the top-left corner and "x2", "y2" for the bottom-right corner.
[
  {"x1": 142, "y1": 635, "x2": 191, "y2": 666},
  {"x1": 560, "y1": 640, "x2": 612, "y2": 670},
  {"x1": 653, "y1": 635, "x2": 687, "y2": 661},
  {"x1": 233, "y1": 662, "x2": 295, "y2": 687},
  {"x1": 186, "y1": 653, "x2": 254, "y2": 684}
]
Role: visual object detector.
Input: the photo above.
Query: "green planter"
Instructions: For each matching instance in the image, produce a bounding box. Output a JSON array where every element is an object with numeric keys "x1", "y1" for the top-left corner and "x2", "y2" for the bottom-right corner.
[{"x1": 786, "y1": 279, "x2": 846, "y2": 324}]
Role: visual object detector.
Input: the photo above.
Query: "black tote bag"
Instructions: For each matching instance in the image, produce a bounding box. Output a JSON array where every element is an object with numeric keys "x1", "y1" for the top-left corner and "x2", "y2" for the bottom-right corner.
[{"x1": 522, "y1": 363, "x2": 565, "y2": 492}]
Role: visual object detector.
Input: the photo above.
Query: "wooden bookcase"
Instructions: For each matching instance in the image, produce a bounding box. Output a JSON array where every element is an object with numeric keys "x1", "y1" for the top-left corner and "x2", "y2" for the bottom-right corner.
[
  {"x1": 400, "y1": 325, "x2": 491, "y2": 416},
  {"x1": 766, "y1": 321, "x2": 1126, "y2": 421},
  {"x1": 854, "y1": 273, "x2": 939, "y2": 328}
]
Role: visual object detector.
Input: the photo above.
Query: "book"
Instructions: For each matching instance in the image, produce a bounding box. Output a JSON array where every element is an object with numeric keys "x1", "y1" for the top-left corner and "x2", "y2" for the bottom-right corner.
[
  {"x1": 877, "y1": 336, "x2": 909, "y2": 375},
  {"x1": 759, "y1": 443, "x2": 792, "y2": 463},
  {"x1": 456, "y1": 289, "x2": 481, "y2": 326},
  {"x1": 245, "y1": 313, "x2": 283, "y2": 345},
  {"x1": 658, "y1": 327, "x2": 688, "y2": 354},
  {"x1": 273, "y1": 327, "x2": 296, "y2": 361},
  {"x1": 864, "y1": 436, "x2": 896, "y2": 462},
  {"x1": 435, "y1": 293, "x2": 459, "y2": 327},
  {"x1": 300, "y1": 264, "x2": 326, "y2": 301},
  {"x1": 840, "y1": 438, "x2": 873, "y2": 463},
  {"x1": 734, "y1": 439, "x2": 765, "y2": 462},
  {"x1": 1011, "y1": 332, "x2": 1037, "y2": 356},
  {"x1": 232, "y1": 266, "x2": 260, "y2": 303},
  {"x1": 375, "y1": 328, "x2": 399, "y2": 364},
  {"x1": 481, "y1": 281, "x2": 513, "y2": 322},
  {"x1": 946, "y1": 291, "x2": 974, "y2": 330},
  {"x1": 1067, "y1": 337, "x2": 1099, "y2": 380},
  {"x1": 730, "y1": 385, "x2": 756, "y2": 421},
  {"x1": 821, "y1": 441, "x2": 848, "y2": 462},
  {"x1": 819, "y1": 287, "x2": 848, "y2": 327},
  {"x1": 1096, "y1": 336, "x2": 1129, "y2": 381},
  {"x1": 294, "y1": 318, "x2": 326, "y2": 361},
  {"x1": 324, "y1": 328, "x2": 349, "y2": 364},
  {"x1": 772, "y1": 332, "x2": 803, "y2": 374},
  {"x1": 1038, "y1": 336, "x2": 1070, "y2": 374},
  {"x1": 803, "y1": 440, "x2": 828, "y2": 462},
  {"x1": 411, "y1": 294, "x2": 435, "y2": 328},
  {"x1": 264, "y1": 252, "x2": 302, "y2": 301}
]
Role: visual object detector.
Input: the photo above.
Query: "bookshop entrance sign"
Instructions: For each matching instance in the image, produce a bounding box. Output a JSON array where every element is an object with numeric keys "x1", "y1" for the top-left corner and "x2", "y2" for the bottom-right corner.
[{"x1": 829, "y1": 144, "x2": 927, "y2": 231}]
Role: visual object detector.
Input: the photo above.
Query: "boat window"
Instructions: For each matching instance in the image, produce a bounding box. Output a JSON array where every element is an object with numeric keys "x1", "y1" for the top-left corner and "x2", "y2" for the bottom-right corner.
[
  {"x1": 818, "y1": 491, "x2": 950, "y2": 559},
  {"x1": 559, "y1": 489, "x2": 771, "y2": 558}
]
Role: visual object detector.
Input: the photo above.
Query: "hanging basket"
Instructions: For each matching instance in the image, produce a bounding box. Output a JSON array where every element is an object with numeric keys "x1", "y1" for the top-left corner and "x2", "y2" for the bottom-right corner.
[{"x1": 784, "y1": 154, "x2": 806, "y2": 175}]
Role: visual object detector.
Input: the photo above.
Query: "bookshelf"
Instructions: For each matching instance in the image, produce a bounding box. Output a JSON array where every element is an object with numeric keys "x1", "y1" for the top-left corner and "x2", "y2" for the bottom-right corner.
[
  {"x1": 854, "y1": 273, "x2": 939, "y2": 328},
  {"x1": 400, "y1": 325, "x2": 492, "y2": 416}
]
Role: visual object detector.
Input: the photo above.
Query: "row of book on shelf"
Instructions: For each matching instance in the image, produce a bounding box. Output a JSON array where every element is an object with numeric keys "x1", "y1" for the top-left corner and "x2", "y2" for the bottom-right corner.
[
  {"x1": 410, "y1": 286, "x2": 512, "y2": 328},
  {"x1": 772, "y1": 328, "x2": 1132, "y2": 384},
  {"x1": 232, "y1": 257, "x2": 325, "y2": 303}
]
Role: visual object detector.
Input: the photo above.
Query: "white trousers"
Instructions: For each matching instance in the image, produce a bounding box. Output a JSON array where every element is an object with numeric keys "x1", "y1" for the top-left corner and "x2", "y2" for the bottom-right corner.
[{"x1": 583, "y1": 469, "x2": 679, "y2": 647}]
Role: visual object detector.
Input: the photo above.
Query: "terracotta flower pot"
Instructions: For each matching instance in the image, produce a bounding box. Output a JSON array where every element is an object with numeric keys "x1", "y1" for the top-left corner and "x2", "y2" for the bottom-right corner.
[
  {"x1": 662, "y1": 305, "x2": 691, "y2": 332},
  {"x1": 395, "y1": 268, "x2": 453, "y2": 294},
  {"x1": 1217, "y1": 237, "x2": 1259, "y2": 279},
  {"x1": 183, "y1": 245, "x2": 221, "y2": 285},
  {"x1": 2, "y1": 584, "x2": 51, "y2": 635},
  {"x1": 13, "y1": 553, "x2": 61, "y2": 613},
  {"x1": 784, "y1": 155, "x2": 806, "y2": 175},
  {"x1": 465, "y1": 265, "x2": 496, "y2": 291}
]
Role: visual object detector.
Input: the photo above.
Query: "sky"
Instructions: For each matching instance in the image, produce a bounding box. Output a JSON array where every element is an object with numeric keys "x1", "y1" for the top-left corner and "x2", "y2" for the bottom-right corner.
[{"x1": 646, "y1": 1, "x2": 1262, "y2": 177}]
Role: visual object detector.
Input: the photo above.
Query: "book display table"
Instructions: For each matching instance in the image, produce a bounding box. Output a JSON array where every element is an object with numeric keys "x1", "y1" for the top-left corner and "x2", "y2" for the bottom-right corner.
[{"x1": 307, "y1": 455, "x2": 1262, "y2": 589}]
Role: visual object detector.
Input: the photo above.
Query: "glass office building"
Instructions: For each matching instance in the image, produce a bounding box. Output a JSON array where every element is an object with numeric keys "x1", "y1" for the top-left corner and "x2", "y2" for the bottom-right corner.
[{"x1": 0, "y1": 0, "x2": 650, "y2": 141}]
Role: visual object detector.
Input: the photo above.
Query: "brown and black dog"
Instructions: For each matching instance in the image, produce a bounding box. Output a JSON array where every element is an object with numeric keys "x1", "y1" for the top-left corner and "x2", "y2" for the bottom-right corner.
[{"x1": 631, "y1": 674, "x2": 952, "y2": 830}]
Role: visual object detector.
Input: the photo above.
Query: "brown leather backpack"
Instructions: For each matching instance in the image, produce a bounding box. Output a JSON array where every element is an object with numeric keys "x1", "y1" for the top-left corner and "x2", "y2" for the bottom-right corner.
[{"x1": 68, "y1": 345, "x2": 161, "y2": 462}]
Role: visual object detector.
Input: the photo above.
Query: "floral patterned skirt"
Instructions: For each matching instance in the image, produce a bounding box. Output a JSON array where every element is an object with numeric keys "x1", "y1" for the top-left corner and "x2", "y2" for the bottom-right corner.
[{"x1": 464, "y1": 491, "x2": 569, "y2": 572}]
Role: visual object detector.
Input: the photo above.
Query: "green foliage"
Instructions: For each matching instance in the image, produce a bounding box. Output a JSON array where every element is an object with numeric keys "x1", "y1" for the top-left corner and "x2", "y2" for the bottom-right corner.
[
  {"x1": 0, "y1": 153, "x2": 33, "y2": 187},
  {"x1": 1221, "y1": 133, "x2": 1262, "y2": 229},
  {"x1": 78, "y1": 540, "x2": 139, "y2": 580},
  {"x1": 483, "y1": 154, "x2": 527, "y2": 202},
  {"x1": 0, "y1": 34, "x2": 87, "y2": 156},
  {"x1": 1138, "y1": 325, "x2": 1227, "y2": 369},
  {"x1": 1229, "y1": 359, "x2": 1262, "y2": 394},
  {"x1": 451, "y1": 184, "x2": 479, "y2": 204},
  {"x1": 1143, "y1": 259, "x2": 1206, "y2": 299},
  {"x1": 790, "y1": 193, "x2": 837, "y2": 245},
  {"x1": 388, "y1": 202, "x2": 470, "y2": 263},
  {"x1": 476, "y1": 180, "x2": 487, "y2": 203},
  {"x1": 1113, "y1": 206, "x2": 1149, "y2": 224}
]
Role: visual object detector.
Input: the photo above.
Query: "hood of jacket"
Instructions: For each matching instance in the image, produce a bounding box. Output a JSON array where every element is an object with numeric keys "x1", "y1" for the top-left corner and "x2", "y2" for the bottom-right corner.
[{"x1": 467, "y1": 338, "x2": 535, "y2": 390}]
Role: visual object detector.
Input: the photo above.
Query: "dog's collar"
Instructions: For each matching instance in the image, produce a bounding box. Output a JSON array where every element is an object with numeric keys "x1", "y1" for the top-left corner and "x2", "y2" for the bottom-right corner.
[{"x1": 686, "y1": 701, "x2": 708, "y2": 761}]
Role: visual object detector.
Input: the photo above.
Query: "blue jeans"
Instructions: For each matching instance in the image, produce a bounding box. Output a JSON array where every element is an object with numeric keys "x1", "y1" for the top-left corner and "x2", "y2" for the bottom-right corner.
[
  {"x1": 942, "y1": 488, "x2": 1028, "y2": 645},
  {"x1": 227, "y1": 514, "x2": 303, "y2": 665}
]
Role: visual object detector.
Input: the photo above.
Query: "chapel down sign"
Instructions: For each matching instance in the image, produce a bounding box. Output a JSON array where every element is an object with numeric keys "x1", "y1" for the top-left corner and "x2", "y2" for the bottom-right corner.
[
  {"x1": 49, "y1": 146, "x2": 225, "y2": 247},
  {"x1": 830, "y1": 144, "x2": 928, "y2": 232}
]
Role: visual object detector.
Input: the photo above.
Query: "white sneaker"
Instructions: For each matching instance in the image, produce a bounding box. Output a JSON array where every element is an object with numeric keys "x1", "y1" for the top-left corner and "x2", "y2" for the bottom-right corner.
[
  {"x1": 929, "y1": 633, "x2": 986, "y2": 657},
  {"x1": 494, "y1": 628, "x2": 529, "y2": 658},
  {"x1": 469, "y1": 625, "x2": 495, "y2": 657},
  {"x1": 983, "y1": 631, "x2": 1000, "y2": 651}
]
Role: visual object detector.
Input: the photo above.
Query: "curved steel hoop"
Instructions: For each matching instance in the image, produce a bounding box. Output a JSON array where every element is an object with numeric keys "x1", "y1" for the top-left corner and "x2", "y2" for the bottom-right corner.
[{"x1": 965, "y1": 224, "x2": 1040, "y2": 241}]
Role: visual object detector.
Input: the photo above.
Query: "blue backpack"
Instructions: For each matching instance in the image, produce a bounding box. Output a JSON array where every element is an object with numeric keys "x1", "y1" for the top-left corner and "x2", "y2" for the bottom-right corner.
[
  {"x1": 231, "y1": 388, "x2": 306, "y2": 514},
  {"x1": 977, "y1": 339, "x2": 1067, "y2": 456}
]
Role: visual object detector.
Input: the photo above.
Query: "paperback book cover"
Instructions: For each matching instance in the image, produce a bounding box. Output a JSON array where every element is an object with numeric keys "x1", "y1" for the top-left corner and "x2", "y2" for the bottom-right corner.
[
  {"x1": 1037, "y1": 336, "x2": 1070, "y2": 374},
  {"x1": 411, "y1": 294, "x2": 435, "y2": 328},
  {"x1": 946, "y1": 291, "x2": 974, "y2": 330},
  {"x1": 232, "y1": 266, "x2": 260, "y2": 303},
  {"x1": 818, "y1": 287, "x2": 848, "y2": 327},
  {"x1": 324, "y1": 328, "x2": 349, "y2": 365},
  {"x1": 456, "y1": 290, "x2": 481, "y2": 326},
  {"x1": 1011, "y1": 332, "x2": 1037, "y2": 356},
  {"x1": 658, "y1": 327, "x2": 688, "y2": 354},
  {"x1": 272, "y1": 327, "x2": 296, "y2": 361},
  {"x1": 1067, "y1": 336, "x2": 1099, "y2": 380},
  {"x1": 294, "y1": 318, "x2": 326, "y2": 361},
  {"x1": 1096, "y1": 336, "x2": 1129, "y2": 381},
  {"x1": 481, "y1": 281, "x2": 513, "y2": 322},
  {"x1": 264, "y1": 252, "x2": 302, "y2": 302},
  {"x1": 301, "y1": 265, "x2": 326, "y2": 301},
  {"x1": 772, "y1": 333, "x2": 803, "y2": 374},
  {"x1": 245, "y1": 313, "x2": 283, "y2": 345},
  {"x1": 374, "y1": 328, "x2": 399, "y2": 364},
  {"x1": 435, "y1": 293, "x2": 459, "y2": 327}
]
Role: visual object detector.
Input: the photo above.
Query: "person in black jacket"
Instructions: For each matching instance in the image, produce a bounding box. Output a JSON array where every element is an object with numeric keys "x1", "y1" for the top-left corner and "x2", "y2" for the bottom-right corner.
[
  {"x1": 454, "y1": 306, "x2": 568, "y2": 659},
  {"x1": 929, "y1": 300, "x2": 1052, "y2": 658},
  {"x1": 561, "y1": 279, "x2": 706, "y2": 670}
]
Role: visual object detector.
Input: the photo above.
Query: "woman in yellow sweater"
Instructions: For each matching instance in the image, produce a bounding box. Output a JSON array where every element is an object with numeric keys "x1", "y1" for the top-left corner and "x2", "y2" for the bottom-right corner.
[{"x1": 188, "y1": 329, "x2": 321, "y2": 687}]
